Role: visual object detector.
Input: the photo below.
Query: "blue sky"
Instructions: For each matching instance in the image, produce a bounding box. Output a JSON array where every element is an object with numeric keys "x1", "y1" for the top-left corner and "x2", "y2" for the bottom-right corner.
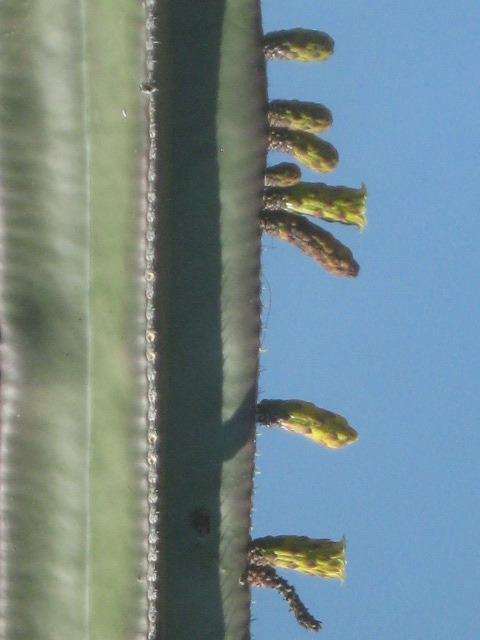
[{"x1": 252, "y1": 2, "x2": 480, "y2": 638}]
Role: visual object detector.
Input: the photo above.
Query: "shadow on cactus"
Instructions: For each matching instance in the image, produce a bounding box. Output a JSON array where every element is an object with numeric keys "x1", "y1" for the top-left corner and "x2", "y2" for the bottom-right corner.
[{"x1": 252, "y1": 23, "x2": 367, "y2": 632}]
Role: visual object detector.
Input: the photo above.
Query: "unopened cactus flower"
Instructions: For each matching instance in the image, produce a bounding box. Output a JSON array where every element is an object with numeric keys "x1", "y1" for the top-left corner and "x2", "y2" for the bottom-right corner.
[
  {"x1": 260, "y1": 209, "x2": 359, "y2": 277},
  {"x1": 257, "y1": 399, "x2": 358, "y2": 447},
  {"x1": 268, "y1": 99, "x2": 333, "y2": 134},
  {"x1": 264, "y1": 181, "x2": 367, "y2": 229},
  {"x1": 268, "y1": 126, "x2": 338, "y2": 173},
  {"x1": 264, "y1": 162, "x2": 302, "y2": 187},
  {"x1": 263, "y1": 29, "x2": 334, "y2": 62},
  {"x1": 250, "y1": 535, "x2": 347, "y2": 581}
]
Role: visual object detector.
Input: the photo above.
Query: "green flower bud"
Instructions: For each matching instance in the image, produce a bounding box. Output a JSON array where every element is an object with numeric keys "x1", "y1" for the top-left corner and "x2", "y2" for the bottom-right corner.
[
  {"x1": 263, "y1": 29, "x2": 334, "y2": 62},
  {"x1": 268, "y1": 127, "x2": 338, "y2": 173},
  {"x1": 265, "y1": 162, "x2": 302, "y2": 187},
  {"x1": 250, "y1": 535, "x2": 347, "y2": 581},
  {"x1": 263, "y1": 181, "x2": 367, "y2": 229},
  {"x1": 268, "y1": 99, "x2": 333, "y2": 133},
  {"x1": 260, "y1": 209, "x2": 359, "y2": 277},
  {"x1": 257, "y1": 399, "x2": 358, "y2": 447}
]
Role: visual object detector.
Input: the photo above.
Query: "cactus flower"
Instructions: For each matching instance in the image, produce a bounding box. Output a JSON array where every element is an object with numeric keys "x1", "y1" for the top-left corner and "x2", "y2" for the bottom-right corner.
[
  {"x1": 250, "y1": 535, "x2": 347, "y2": 581},
  {"x1": 263, "y1": 181, "x2": 367, "y2": 229}
]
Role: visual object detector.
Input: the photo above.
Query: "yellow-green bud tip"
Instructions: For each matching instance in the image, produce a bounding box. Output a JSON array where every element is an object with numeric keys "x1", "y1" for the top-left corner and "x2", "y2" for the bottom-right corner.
[{"x1": 257, "y1": 399, "x2": 358, "y2": 448}]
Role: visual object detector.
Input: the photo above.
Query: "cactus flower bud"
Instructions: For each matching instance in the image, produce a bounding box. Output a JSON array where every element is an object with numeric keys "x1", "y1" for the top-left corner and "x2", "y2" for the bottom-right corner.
[
  {"x1": 265, "y1": 162, "x2": 302, "y2": 187},
  {"x1": 260, "y1": 209, "x2": 359, "y2": 277},
  {"x1": 250, "y1": 535, "x2": 347, "y2": 581},
  {"x1": 263, "y1": 29, "x2": 334, "y2": 62},
  {"x1": 263, "y1": 181, "x2": 367, "y2": 229},
  {"x1": 257, "y1": 399, "x2": 358, "y2": 448},
  {"x1": 268, "y1": 99, "x2": 333, "y2": 134},
  {"x1": 268, "y1": 127, "x2": 339, "y2": 174}
]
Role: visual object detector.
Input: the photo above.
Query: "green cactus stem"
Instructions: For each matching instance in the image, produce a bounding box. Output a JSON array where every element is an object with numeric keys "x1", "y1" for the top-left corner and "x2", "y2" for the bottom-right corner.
[
  {"x1": 260, "y1": 209, "x2": 359, "y2": 277},
  {"x1": 263, "y1": 181, "x2": 368, "y2": 228},
  {"x1": 263, "y1": 29, "x2": 334, "y2": 62},
  {"x1": 250, "y1": 535, "x2": 347, "y2": 581},
  {"x1": 268, "y1": 127, "x2": 338, "y2": 173},
  {"x1": 268, "y1": 99, "x2": 332, "y2": 133},
  {"x1": 257, "y1": 398, "x2": 358, "y2": 447},
  {"x1": 247, "y1": 561, "x2": 321, "y2": 631},
  {"x1": 264, "y1": 162, "x2": 301, "y2": 187}
]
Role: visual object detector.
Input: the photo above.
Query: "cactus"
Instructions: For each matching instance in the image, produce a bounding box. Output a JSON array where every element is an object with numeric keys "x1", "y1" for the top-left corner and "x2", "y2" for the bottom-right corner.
[
  {"x1": 0, "y1": 1, "x2": 266, "y2": 639},
  {"x1": 0, "y1": 0, "x2": 367, "y2": 637},
  {"x1": 268, "y1": 99, "x2": 333, "y2": 133},
  {"x1": 260, "y1": 209, "x2": 359, "y2": 277},
  {"x1": 250, "y1": 535, "x2": 347, "y2": 581},
  {"x1": 0, "y1": 2, "x2": 148, "y2": 638},
  {"x1": 265, "y1": 162, "x2": 302, "y2": 187},
  {"x1": 264, "y1": 181, "x2": 368, "y2": 228},
  {"x1": 268, "y1": 126, "x2": 339, "y2": 173},
  {"x1": 263, "y1": 29, "x2": 334, "y2": 62},
  {"x1": 253, "y1": 16, "x2": 368, "y2": 632},
  {"x1": 257, "y1": 399, "x2": 358, "y2": 448}
]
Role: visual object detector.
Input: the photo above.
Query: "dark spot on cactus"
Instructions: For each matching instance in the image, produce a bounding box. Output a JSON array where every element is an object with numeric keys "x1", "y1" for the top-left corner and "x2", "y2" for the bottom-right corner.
[{"x1": 190, "y1": 508, "x2": 211, "y2": 537}]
